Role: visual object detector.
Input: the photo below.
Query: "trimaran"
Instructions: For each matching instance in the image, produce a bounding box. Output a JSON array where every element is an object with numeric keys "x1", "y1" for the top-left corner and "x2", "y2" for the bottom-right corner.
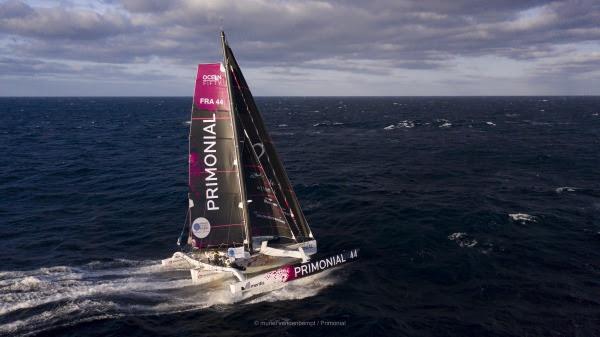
[{"x1": 162, "y1": 32, "x2": 358, "y2": 296}]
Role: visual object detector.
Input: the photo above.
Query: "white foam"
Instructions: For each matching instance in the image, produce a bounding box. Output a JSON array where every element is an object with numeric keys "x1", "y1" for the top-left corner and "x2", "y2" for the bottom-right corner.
[
  {"x1": 509, "y1": 213, "x2": 537, "y2": 223},
  {"x1": 384, "y1": 120, "x2": 414, "y2": 130},
  {"x1": 486, "y1": 121, "x2": 496, "y2": 126},
  {"x1": 448, "y1": 232, "x2": 478, "y2": 248},
  {"x1": 0, "y1": 259, "x2": 342, "y2": 335},
  {"x1": 397, "y1": 120, "x2": 414, "y2": 128},
  {"x1": 439, "y1": 122, "x2": 452, "y2": 128},
  {"x1": 555, "y1": 186, "x2": 577, "y2": 193}
]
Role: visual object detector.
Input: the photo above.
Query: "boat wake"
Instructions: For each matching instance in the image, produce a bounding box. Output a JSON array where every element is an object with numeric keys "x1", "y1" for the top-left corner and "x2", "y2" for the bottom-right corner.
[{"x1": 0, "y1": 259, "x2": 340, "y2": 336}]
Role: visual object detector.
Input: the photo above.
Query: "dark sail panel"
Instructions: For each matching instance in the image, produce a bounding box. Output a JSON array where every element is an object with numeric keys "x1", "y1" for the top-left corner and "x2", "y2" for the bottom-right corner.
[
  {"x1": 240, "y1": 133, "x2": 296, "y2": 242},
  {"x1": 223, "y1": 41, "x2": 313, "y2": 242},
  {"x1": 188, "y1": 63, "x2": 246, "y2": 249}
]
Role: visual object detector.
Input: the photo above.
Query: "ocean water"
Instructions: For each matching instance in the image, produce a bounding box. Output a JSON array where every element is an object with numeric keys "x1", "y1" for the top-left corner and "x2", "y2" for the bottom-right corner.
[{"x1": 1, "y1": 96, "x2": 599, "y2": 336}]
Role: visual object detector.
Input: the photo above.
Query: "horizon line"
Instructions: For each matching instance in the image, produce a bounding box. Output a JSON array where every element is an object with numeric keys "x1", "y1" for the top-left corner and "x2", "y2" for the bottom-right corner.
[{"x1": 2, "y1": 95, "x2": 600, "y2": 98}]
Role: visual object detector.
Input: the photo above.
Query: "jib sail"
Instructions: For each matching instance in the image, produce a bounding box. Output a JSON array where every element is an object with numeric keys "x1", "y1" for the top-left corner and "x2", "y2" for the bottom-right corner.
[{"x1": 223, "y1": 33, "x2": 314, "y2": 243}]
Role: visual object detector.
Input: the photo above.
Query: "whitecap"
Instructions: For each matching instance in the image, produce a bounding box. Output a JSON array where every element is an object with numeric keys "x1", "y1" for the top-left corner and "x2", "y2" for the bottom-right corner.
[
  {"x1": 397, "y1": 120, "x2": 414, "y2": 128},
  {"x1": 448, "y1": 232, "x2": 478, "y2": 248},
  {"x1": 384, "y1": 120, "x2": 414, "y2": 130},
  {"x1": 439, "y1": 122, "x2": 452, "y2": 128},
  {"x1": 509, "y1": 213, "x2": 537, "y2": 223},
  {"x1": 486, "y1": 121, "x2": 496, "y2": 126},
  {"x1": 313, "y1": 121, "x2": 343, "y2": 127},
  {"x1": 555, "y1": 186, "x2": 577, "y2": 194}
]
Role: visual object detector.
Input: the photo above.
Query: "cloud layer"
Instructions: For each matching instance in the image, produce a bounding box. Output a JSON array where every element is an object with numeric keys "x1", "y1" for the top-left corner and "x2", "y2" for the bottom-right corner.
[{"x1": 1, "y1": 0, "x2": 599, "y2": 95}]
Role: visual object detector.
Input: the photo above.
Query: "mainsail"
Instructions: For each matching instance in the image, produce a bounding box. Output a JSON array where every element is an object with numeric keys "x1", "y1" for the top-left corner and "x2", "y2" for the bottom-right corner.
[
  {"x1": 187, "y1": 63, "x2": 247, "y2": 249},
  {"x1": 186, "y1": 32, "x2": 313, "y2": 252}
]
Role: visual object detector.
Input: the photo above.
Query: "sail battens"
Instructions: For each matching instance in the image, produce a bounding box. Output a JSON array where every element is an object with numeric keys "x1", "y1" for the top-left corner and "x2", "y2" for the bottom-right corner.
[
  {"x1": 192, "y1": 116, "x2": 232, "y2": 120},
  {"x1": 210, "y1": 224, "x2": 244, "y2": 228},
  {"x1": 194, "y1": 170, "x2": 238, "y2": 174}
]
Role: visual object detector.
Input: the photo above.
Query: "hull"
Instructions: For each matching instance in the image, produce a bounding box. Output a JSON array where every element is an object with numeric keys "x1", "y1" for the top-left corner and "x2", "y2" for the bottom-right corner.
[
  {"x1": 162, "y1": 248, "x2": 359, "y2": 296},
  {"x1": 187, "y1": 254, "x2": 298, "y2": 284},
  {"x1": 230, "y1": 249, "x2": 359, "y2": 295},
  {"x1": 161, "y1": 240, "x2": 317, "y2": 282}
]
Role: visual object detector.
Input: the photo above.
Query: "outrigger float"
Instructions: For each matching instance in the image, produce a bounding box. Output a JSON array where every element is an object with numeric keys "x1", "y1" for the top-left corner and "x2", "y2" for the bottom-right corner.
[{"x1": 162, "y1": 32, "x2": 358, "y2": 296}]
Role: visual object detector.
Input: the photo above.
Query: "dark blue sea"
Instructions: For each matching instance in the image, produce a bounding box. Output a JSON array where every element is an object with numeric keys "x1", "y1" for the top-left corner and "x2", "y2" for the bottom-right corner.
[{"x1": 1, "y1": 97, "x2": 599, "y2": 337}]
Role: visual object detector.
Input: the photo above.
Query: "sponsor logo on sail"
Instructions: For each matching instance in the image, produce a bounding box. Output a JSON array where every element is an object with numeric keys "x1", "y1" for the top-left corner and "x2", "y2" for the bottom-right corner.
[
  {"x1": 202, "y1": 74, "x2": 224, "y2": 86},
  {"x1": 191, "y1": 217, "x2": 211, "y2": 238},
  {"x1": 203, "y1": 113, "x2": 219, "y2": 210}
]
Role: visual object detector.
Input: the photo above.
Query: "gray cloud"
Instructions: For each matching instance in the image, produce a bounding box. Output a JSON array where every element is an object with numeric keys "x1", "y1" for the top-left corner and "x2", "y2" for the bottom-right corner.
[
  {"x1": 0, "y1": 56, "x2": 174, "y2": 82},
  {"x1": 0, "y1": 0, "x2": 133, "y2": 40},
  {"x1": 1, "y1": 0, "x2": 599, "y2": 95}
]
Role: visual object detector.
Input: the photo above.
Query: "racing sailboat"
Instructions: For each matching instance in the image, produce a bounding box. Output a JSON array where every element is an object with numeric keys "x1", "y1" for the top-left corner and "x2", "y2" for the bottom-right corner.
[{"x1": 162, "y1": 32, "x2": 358, "y2": 296}]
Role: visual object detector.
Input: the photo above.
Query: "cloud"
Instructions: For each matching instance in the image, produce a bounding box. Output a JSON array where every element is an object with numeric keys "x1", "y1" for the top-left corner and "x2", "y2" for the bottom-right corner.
[
  {"x1": 0, "y1": 56, "x2": 175, "y2": 82},
  {"x1": 0, "y1": 0, "x2": 132, "y2": 40},
  {"x1": 1, "y1": 0, "x2": 600, "y2": 95}
]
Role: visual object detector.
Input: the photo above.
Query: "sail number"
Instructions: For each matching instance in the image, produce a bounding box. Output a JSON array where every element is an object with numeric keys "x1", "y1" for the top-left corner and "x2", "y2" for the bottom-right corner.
[{"x1": 199, "y1": 98, "x2": 224, "y2": 105}]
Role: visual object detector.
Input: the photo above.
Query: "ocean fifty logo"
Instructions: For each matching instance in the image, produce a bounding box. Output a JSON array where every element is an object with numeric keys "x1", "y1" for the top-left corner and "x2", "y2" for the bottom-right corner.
[{"x1": 202, "y1": 74, "x2": 224, "y2": 86}]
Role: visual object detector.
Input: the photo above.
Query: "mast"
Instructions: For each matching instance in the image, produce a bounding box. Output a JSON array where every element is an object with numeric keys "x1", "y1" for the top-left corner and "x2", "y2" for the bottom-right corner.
[{"x1": 221, "y1": 31, "x2": 252, "y2": 252}]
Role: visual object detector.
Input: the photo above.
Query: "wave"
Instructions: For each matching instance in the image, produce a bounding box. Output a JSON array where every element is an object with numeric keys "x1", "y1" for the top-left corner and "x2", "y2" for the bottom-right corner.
[
  {"x1": 383, "y1": 120, "x2": 415, "y2": 130},
  {"x1": 313, "y1": 121, "x2": 344, "y2": 127},
  {"x1": 447, "y1": 232, "x2": 478, "y2": 248},
  {"x1": 555, "y1": 186, "x2": 577, "y2": 194},
  {"x1": 509, "y1": 213, "x2": 537, "y2": 224},
  {"x1": 0, "y1": 259, "x2": 341, "y2": 336}
]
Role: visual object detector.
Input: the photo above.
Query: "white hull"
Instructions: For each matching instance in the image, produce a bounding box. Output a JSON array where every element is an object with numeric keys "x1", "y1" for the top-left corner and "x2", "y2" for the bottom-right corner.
[{"x1": 162, "y1": 246, "x2": 359, "y2": 296}]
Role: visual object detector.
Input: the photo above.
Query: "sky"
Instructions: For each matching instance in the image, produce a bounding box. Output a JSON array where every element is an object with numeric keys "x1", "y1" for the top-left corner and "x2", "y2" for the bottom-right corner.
[{"x1": 1, "y1": 0, "x2": 599, "y2": 96}]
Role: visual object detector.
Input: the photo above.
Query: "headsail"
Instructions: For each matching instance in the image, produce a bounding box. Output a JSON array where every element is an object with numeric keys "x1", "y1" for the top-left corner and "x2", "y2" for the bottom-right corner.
[
  {"x1": 222, "y1": 32, "x2": 314, "y2": 242},
  {"x1": 187, "y1": 63, "x2": 248, "y2": 249}
]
